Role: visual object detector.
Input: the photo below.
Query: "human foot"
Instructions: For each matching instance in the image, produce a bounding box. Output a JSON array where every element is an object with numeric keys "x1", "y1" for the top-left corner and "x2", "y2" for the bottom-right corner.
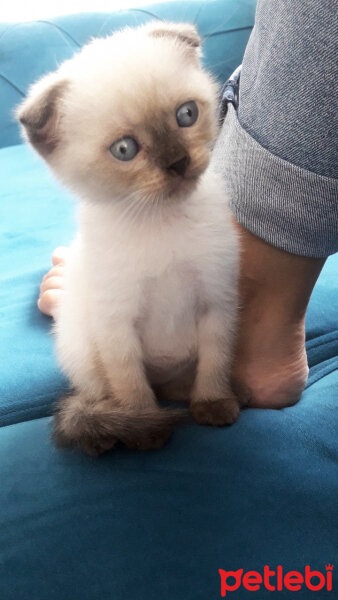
[
  {"x1": 37, "y1": 246, "x2": 68, "y2": 317},
  {"x1": 231, "y1": 223, "x2": 325, "y2": 408}
]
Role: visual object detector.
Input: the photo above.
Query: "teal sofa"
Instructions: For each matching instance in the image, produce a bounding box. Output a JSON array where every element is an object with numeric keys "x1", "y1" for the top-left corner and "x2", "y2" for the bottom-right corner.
[{"x1": 1, "y1": 1, "x2": 337, "y2": 598}]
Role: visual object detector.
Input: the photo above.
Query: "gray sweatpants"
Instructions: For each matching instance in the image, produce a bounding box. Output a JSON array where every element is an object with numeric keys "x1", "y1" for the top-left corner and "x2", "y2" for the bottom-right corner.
[{"x1": 212, "y1": 0, "x2": 338, "y2": 258}]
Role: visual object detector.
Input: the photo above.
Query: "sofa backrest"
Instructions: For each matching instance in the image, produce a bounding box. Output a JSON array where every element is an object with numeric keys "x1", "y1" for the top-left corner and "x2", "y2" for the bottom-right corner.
[{"x1": 0, "y1": 0, "x2": 256, "y2": 149}]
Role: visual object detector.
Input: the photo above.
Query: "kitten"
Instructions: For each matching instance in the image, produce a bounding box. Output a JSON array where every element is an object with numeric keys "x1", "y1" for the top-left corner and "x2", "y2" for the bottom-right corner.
[{"x1": 17, "y1": 22, "x2": 240, "y2": 455}]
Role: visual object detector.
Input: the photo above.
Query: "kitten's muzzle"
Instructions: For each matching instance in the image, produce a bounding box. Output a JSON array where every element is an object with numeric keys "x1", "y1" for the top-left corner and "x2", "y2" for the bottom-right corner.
[{"x1": 167, "y1": 155, "x2": 190, "y2": 177}]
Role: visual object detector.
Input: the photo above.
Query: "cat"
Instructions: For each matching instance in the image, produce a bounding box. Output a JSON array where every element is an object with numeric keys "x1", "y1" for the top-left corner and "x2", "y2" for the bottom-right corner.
[{"x1": 17, "y1": 21, "x2": 240, "y2": 455}]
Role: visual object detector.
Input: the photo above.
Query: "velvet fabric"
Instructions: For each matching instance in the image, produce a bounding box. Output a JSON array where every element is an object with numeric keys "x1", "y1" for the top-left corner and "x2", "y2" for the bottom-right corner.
[{"x1": 0, "y1": 0, "x2": 256, "y2": 149}]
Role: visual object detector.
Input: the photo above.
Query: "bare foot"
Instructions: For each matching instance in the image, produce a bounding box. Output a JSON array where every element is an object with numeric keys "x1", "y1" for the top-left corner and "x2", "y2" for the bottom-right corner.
[
  {"x1": 37, "y1": 246, "x2": 68, "y2": 317},
  {"x1": 231, "y1": 223, "x2": 325, "y2": 408}
]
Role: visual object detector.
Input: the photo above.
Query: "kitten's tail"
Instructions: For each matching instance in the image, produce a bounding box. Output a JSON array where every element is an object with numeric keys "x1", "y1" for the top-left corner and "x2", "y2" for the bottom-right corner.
[{"x1": 53, "y1": 393, "x2": 188, "y2": 456}]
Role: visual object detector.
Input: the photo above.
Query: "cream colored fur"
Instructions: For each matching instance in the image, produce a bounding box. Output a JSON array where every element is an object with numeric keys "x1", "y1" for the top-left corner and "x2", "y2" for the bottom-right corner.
[{"x1": 17, "y1": 22, "x2": 239, "y2": 454}]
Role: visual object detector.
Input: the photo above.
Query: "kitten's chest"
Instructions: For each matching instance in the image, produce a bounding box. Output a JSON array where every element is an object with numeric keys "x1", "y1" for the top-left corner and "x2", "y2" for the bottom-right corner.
[{"x1": 137, "y1": 261, "x2": 199, "y2": 366}]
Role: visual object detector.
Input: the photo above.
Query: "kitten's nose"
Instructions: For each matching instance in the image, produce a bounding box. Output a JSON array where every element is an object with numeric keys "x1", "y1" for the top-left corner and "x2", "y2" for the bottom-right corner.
[{"x1": 168, "y1": 155, "x2": 190, "y2": 177}]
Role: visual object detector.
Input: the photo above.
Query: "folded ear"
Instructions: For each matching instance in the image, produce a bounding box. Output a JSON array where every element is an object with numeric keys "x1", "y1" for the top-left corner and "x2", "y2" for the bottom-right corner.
[
  {"x1": 146, "y1": 21, "x2": 202, "y2": 57},
  {"x1": 16, "y1": 74, "x2": 68, "y2": 157}
]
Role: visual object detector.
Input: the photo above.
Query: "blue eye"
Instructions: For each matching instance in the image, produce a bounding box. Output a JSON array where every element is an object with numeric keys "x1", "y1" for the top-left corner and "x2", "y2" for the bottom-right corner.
[
  {"x1": 176, "y1": 101, "x2": 198, "y2": 127},
  {"x1": 110, "y1": 137, "x2": 139, "y2": 161}
]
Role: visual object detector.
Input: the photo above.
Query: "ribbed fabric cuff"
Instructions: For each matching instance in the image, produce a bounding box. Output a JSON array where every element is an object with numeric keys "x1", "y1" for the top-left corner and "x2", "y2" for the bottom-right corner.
[{"x1": 211, "y1": 104, "x2": 338, "y2": 258}]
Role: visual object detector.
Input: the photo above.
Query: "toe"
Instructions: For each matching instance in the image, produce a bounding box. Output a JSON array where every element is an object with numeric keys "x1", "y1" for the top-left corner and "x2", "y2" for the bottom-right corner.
[
  {"x1": 52, "y1": 246, "x2": 69, "y2": 266},
  {"x1": 38, "y1": 289, "x2": 63, "y2": 317},
  {"x1": 40, "y1": 275, "x2": 64, "y2": 294},
  {"x1": 42, "y1": 266, "x2": 65, "y2": 281}
]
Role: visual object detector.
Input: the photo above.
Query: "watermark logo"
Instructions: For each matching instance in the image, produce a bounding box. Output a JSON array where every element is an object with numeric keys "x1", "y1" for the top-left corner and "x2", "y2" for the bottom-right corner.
[{"x1": 218, "y1": 564, "x2": 333, "y2": 596}]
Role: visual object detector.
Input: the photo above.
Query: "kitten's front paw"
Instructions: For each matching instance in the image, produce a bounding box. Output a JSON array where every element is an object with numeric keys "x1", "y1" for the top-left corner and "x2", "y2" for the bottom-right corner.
[{"x1": 191, "y1": 396, "x2": 240, "y2": 426}]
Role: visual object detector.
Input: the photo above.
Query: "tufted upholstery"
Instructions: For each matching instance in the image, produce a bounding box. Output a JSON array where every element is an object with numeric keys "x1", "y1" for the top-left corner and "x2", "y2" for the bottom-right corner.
[
  {"x1": 0, "y1": 0, "x2": 256, "y2": 148},
  {"x1": 0, "y1": 2, "x2": 337, "y2": 599}
]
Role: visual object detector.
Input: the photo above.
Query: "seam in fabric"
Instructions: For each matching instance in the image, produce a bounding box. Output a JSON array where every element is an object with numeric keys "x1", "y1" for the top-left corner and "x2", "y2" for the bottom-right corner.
[
  {"x1": 0, "y1": 74, "x2": 25, "y2": 97},
  {"x1": 36, "y1": 20, "x2": 81, "y2": 47}
]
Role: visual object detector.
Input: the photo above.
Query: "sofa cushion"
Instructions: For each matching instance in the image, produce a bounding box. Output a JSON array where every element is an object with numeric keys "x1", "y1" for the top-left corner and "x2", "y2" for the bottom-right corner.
[
  {"x1": 0, "y1": 0, "x2": 257, "y2": 149},
  {"x1": 0, "y1": 382, "x2": 337, "y2": 600},
  {"x1": 0, "y1": 145, "x2": 73, "y2": 425}
]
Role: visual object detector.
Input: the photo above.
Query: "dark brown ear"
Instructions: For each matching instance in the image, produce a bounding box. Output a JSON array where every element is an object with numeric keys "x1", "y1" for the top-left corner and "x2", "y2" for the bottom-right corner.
[
  {"x1": 146, "y1": 21, "x2": 201, "y2": 53},
  {"x1": 16, "y1": 75, "x2": 68, "y2": 157}
]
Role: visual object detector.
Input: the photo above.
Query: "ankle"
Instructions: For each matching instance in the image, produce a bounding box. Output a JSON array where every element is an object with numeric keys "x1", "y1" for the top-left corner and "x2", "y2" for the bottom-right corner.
[{"x1": 234, "y1": 222, "x2": 326, "y2": 318}]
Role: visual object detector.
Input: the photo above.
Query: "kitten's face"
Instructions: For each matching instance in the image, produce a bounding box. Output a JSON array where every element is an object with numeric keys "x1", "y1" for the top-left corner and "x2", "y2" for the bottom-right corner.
[{"x1": 18, "y1": 23, "x2": 219, "y2": 203}]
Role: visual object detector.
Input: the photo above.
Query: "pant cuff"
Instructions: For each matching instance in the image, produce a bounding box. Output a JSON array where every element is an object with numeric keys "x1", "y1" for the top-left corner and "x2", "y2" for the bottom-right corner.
[{"x1": 211, "y1": 104, "x2": 338, "y2": 258}]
